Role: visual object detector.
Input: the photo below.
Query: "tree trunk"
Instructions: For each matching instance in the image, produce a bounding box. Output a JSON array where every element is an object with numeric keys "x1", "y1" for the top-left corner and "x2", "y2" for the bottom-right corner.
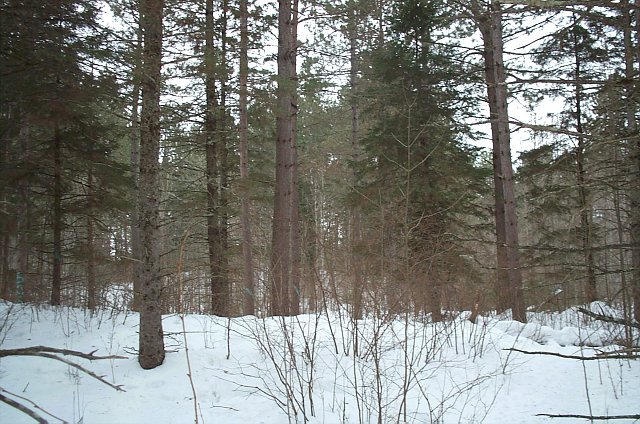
[
  {"x1": 271, "y1": 0, "x2": 295, "y2": 316},
  {"x1": 15, "y1": 124, "x2": 31, "y2": 303},
  {"x1": 205, "y1": 0, "x2": 226, "y2": 316},
  {"x1": 87, "y1": 167, "x2": 96, "y2": 310},
  {"x1": 138, "y1": 0, "x2": 165, "y2": 370},
  {"x1": 474, "y1": 0, "x2": 526, "y2": 322},
  {"x1": 130, "y1": 28, "x2": 143, "y2": 312},
  {"x1": 289, "y1": 0, "x2": 301, "y2": 316},
  {"x1": 348, "y1": 4, "x2": 364, "y2": 321},
  {"x1": 51, "y1": 122, "x2": 62, "y2": 306},
  {"x1": 572, "y1": 21, "x2": 597, "y2": 303},
  {"x1": 239, "y1": 0, "x2": 255, "y2": 316},
  {"x1": 0, "y1": 129, "x2": 9, "y2": 299},
  {"x1": 220, "y1": 0, "x2": 230, "y2": 314},
  {"x1": 629, "y1": 0, "x2": 640, "y2": 323}
]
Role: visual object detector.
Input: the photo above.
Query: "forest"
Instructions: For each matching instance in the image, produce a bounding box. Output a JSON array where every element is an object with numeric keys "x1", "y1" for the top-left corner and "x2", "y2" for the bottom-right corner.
[{"x1": 0, "y1": 0, "x2": 639, "y2": 422}]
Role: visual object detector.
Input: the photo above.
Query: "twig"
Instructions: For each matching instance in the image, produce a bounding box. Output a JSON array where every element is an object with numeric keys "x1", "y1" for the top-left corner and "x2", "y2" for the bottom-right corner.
[
  {"x1": 536, "y1": 413, "x2": 640, "y2": 420},
  {"x1": 576, "y1": 308, "x2": 640, "y2": 330},
  {"x1": 504, "y1": 348, "x2": 640, "y2": 360},
  {"x1": 176, "y1": 226, "x2": 201, "y2": 424}
]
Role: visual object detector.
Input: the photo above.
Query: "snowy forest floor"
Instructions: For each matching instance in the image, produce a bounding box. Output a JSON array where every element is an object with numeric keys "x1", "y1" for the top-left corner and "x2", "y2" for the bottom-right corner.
[{"x1": 0, "y1": 301, "x2": 638, "y2": 423}]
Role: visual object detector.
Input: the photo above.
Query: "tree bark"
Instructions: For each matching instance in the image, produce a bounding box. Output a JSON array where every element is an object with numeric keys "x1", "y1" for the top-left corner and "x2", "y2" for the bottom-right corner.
[
  {"x1": 571, "y1": 19, "x2": 597, "y2": 303},
  {"x1": 220, "y1": 0, "x2": 230, "y2": 314},
  {"x1": 348, "y1": 4, "x2": 364, "y2": 321},
  {"x1": 474, "y1": 0, "x2": 526, "y2": 322},
  {"x1": 629, "y1": 0, "x2": 640, "y2": 324},
  {"x1": 51, "y1": 122, "x2": 62, "y2": 306},
  {"x1": 204, "y1": 0, "x2": 226, "y2": 316},
  {"x1": 239, "y1": 0, "x2": 255, "y2": 316},
  {"x1": 0, "y1": 127, "x2": 9, "y2": 299},
  {"x1": 271, "y1": 0, "x2": 295, "y2": 316},
  {"x1": 15, "y1": 124, "x2": 31, "y2": 303},
  {"x1": 138, "y1": 0, "x2": 165, "y2": 370},
  {"x1": 289, "y1": 0, "x2": 301, "y2": 316},
  {"x1": 130, "y1": 28, "x2": 143, "y2": 312},
  {"x1": 87, "y1": 166, "x2": 96, "y2": 310}
]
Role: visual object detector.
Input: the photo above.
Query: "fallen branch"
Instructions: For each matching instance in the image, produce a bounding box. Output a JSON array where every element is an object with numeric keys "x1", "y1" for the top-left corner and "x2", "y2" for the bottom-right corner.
[
  {"x1": 536, "y1": 413, "x2": 640, "y2": 420},
  {"x1": 576, "y1": 308, "x2": 640, "y2": 330},
  {"x1": 504, "y1": 348, "x2": 640, "y2": 360},
  {"x1": 0, "y1": 345, "x2": 127, "y2": 422},
  {"x1": 0, "y1": 346, "x2": 127, "y2": 392},
  {"x1": 1, "y1": 387, "x2": 69, "y2": 423},
  {"x1": 597, "y1": 347, "x2": 640, "y2": 358},
  {"x1": 0, "y1": 345, "x2": 127, "y2": 360},
  {"x1": 0, "y1": 392, "x2": 49, "y2": 424}
]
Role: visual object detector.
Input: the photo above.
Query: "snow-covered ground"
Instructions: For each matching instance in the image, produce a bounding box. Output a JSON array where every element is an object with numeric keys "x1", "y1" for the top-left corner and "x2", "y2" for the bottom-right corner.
[{"x1": 0, "y1": 301, "x2": 638, "y2": 423}]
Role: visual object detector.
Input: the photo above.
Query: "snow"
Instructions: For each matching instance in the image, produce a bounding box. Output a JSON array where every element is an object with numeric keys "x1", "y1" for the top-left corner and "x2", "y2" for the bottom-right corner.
[{"x1": 0, "y1": 301, "x2": 638, "y2": 423}]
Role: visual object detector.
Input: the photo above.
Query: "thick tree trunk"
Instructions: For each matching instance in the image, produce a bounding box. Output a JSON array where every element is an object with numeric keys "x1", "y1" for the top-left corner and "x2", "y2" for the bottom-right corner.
[
  {"x1": 138, "y1": 0, "x2": 165, "y2": 370},
  {"x1": 239, "y1": 0, "x2": 255, "y2": 316},
  {"x1": 51, "y1": 123, "x2": 62, "y2": 306},
  {"x1": 474, "y1": 0, "x2": 526, "y2": 322},
  {"x1": 289, "y1": 0, "x2": 301, "y2": 316},
  {"x1": 220, "y1": 0, "x2": 230, "y2": 314},
  {"x1": 130, "y1": 30, "x2": 143, "y2": 312},
  {"x1": 271, "y1": 0, "x2": 295, "y2": 316}
]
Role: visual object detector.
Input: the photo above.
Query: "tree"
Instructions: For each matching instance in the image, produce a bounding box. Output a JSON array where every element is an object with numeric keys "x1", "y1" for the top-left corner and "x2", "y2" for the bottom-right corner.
[
  {"x1": 271, "y1": 0, "x2": 298, "y2": 316},
  {"x1": 355, "y1": 0, "x2": 490, "y2": 319},
  {"x1": 470, "y1": 0, "x2": 526, "y2": 322},
  {"x1": 239, "y1": 0, "x2": 255, "y2": 316},
  {"x1": 138, "y1": 0, "x2": 165, "y2": 369}
]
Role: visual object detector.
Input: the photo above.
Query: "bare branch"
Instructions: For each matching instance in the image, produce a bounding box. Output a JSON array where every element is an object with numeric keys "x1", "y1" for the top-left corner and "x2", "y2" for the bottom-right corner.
[
  {"x1": 0, "y1": 347, "x2": 127, "y2": 392},
  {"x1": 0, "y1": 391, "x2": 49, "y2": 424},
  {"x1": 536, "y1": 413, "x2": 640, "y2": 420},
  {"x1": 0, "y1": 345, "x2": 127, "y2": 360},
  {"x1": 577, "y1": 308, "x2": 640, "y2": 330},
  {"x1": 0, "y1": 387, "x2": 69, "y2": 423},
  {"x1": 505, "y1": 348, "x2": 640, "y2": 360}
]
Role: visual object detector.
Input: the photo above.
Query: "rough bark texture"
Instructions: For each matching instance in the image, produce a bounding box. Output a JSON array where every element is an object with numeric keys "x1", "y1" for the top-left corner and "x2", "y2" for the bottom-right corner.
[
  {"x1": 271, "y1": 0, "x2": 295, "y2": 316},
  {"x1": 239, "y1": 0, "x2": 255, "y2": 316},
  {"x1": 130, "y1": 30, "x2": 142, "y2": 313},
  {"x1": 474, "y1": 0, "x2": 526, "y2": 322},
  {"x1": 220, "y1": 0, "x2": 230, "y2": 314},
  {"x1": 289, "y1": 0, "x2": 301, "y2": 316},
  {"x1": 138, "y1": 0, "x2": 165, "y2": 370}
]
